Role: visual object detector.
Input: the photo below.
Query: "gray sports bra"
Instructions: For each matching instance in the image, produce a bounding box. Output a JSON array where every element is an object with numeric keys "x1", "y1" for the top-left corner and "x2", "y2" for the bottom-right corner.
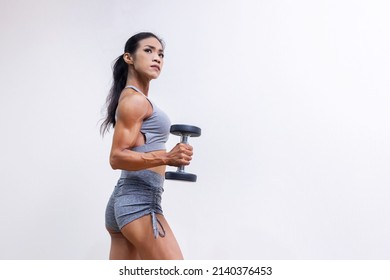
[{"x1": 124, "y1": 85, "x2": 171, "y2": 153}]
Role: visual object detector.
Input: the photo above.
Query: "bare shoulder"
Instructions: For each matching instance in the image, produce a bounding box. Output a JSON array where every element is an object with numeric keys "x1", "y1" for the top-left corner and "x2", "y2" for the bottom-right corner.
[{"x1": 117, "y1": 92, "x2": 150, "y2": 124}]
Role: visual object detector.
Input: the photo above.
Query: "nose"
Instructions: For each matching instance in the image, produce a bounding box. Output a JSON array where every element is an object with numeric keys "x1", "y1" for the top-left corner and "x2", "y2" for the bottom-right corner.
[{"x1": 153, "y1": 55, "x2": 161, "y2": 64}]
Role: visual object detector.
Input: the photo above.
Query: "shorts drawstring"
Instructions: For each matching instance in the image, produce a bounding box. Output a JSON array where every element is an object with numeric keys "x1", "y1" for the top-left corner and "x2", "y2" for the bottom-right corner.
[{"x1": 151, "y1": 212, "x2": 166, "y2": 238}]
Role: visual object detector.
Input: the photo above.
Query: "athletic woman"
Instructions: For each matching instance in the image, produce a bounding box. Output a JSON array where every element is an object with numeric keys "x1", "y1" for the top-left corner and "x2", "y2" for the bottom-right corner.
[{"x1": 100, "y1": 32, "x2": 193, "y2": 260}]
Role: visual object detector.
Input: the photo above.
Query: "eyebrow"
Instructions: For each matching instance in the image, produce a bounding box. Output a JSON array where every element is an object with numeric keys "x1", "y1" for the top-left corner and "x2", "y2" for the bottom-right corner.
[{"x1": 144, "y1": 45, "x2": 164, "y2": 52}]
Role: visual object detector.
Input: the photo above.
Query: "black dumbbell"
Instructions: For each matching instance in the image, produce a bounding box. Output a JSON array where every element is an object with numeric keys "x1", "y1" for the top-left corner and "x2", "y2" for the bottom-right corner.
[{"x1": 165, "y1": 124, "x2": 201, "y2": 182}]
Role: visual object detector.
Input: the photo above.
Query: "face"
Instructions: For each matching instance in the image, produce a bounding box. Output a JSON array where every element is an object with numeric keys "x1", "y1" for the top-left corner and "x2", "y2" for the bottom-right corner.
[{"x1": 125, "y1": 37, "x2": 165, "y2": 80}]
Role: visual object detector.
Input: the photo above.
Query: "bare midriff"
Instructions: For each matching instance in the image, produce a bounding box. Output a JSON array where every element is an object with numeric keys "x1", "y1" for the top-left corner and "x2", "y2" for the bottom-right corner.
[{"x1": 146, "y1": 149, "x2": 167, "y2": 176}]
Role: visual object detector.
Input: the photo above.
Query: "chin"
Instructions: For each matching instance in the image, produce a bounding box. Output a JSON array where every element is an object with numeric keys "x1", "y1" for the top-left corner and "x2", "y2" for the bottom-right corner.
[{"x1": 150, "y1": 74, "x2": 160, "y2": 80}]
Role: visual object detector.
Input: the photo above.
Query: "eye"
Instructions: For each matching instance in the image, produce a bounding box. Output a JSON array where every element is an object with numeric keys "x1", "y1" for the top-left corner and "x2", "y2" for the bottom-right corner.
[
  {"x1": 159, "y1": 53, "x2": 165, "y2": 58},
  {"x1": 144, "y1": 48, "x2": 152, "y2": 53}
]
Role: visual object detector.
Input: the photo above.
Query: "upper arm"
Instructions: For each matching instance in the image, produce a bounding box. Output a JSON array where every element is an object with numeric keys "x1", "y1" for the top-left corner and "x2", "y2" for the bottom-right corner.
[{"x1": 110, "y1": 94, "x2": 149, "y2": 155}]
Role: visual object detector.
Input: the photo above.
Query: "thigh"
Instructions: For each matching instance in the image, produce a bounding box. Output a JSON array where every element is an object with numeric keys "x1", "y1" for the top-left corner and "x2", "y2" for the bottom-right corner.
[
  {"x1": 107, "y1": 228, "x2": 141, "y2": 260},
  {"x1": 120, "y1": 214, "x2": 183, "y2": 260}
]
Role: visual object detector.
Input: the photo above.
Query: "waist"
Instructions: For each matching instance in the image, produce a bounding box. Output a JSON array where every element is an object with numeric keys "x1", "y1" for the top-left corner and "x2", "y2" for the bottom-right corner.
[
  {"x1": 146, "y1": 149, "x2": 167, "y2": 176},
  {"x1": 120, "y1": 169, "x2": 165, "y2": 186},
  {"x1": 147, "y1": 165, "x2": 166, "y2": 176}
]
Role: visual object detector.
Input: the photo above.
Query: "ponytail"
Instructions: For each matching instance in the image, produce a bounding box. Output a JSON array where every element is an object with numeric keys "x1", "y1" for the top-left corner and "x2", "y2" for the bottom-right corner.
[{"x1": 100, "y1": 55, "x2": 128, "y2": 135}]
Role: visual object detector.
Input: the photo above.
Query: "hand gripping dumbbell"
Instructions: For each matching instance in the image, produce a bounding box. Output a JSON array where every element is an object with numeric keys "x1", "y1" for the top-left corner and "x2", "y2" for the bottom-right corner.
[{"x1": 165, "y1": 124, "x2": 201, "y2": 182}]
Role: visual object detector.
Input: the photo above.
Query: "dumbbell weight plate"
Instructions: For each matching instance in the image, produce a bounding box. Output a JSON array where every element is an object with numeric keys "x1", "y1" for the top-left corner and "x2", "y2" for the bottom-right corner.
[
  {"x1": 165, "y1": 171, "x2": 197, "y2": 182},
  {"x1": 170, "y1": 124, "x2": 201, "y2": 137}
]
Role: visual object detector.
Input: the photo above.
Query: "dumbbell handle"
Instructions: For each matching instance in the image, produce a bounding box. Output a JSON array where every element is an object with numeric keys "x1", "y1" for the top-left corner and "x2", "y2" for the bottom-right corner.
[
  {"x1": 180, "y1": 134, "x2": 189, "y2": 144},
  {"x1": 177, "y1": 134, "x2": 190, "y2": 173}
]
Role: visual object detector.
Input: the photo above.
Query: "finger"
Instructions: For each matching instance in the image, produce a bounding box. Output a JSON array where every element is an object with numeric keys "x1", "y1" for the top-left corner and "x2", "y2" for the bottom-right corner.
[
  {"x1": 177, "y1": 143, "x2": 193, "y2": 150},
  {"x1": 184, "y1": 144, "x2": 193, "y2": 151},
  {"x1": 178, "y1": 146, "x2": 193, "y2": 157},
  {"x1": 180, "y1": 154, "x2": 192, "y2": 164},
  {"x1": 181, "y1": 158, "x2": 191, "y2": 166},
  {"x1": 179, "y1": 144, "x2": 193, "y2": 154}
]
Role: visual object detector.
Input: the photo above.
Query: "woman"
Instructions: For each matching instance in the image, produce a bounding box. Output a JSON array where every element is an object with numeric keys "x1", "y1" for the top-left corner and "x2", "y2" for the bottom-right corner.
[{"x1": 100, "y1": 32, "x2": 193, "y2": 260}]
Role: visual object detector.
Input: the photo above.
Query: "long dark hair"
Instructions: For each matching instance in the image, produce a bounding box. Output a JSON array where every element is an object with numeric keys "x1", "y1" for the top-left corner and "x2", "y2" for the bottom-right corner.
[{"x1": 100, "y1": 32, "x2": 164, "y2": 135}]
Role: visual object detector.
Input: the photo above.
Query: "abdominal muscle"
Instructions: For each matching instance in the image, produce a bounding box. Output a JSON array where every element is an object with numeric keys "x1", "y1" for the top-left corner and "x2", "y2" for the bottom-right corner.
[
  {"x1": 146, "y1": 150, "x2": 167, "y2": 176},
  {"x1": 134, "y1": 132, "x2": 167, "y2": 176}
]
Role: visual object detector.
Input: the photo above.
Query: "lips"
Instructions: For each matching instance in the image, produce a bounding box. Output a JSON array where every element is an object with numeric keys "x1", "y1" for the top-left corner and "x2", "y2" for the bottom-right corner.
[{"x1": 151, "y1": 65, "x2": 160, "y2": 71}]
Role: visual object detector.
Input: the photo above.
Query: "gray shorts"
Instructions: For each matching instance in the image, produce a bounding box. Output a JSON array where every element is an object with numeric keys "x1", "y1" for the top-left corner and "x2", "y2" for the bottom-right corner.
[{"x1": 105, "y1": 169, "x2": 166, "y2": 238}]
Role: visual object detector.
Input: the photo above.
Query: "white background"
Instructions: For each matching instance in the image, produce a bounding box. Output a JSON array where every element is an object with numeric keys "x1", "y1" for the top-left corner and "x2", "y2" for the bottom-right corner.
[{"x1": 1, "y1": 0, "x2": 389, "y2": 259}]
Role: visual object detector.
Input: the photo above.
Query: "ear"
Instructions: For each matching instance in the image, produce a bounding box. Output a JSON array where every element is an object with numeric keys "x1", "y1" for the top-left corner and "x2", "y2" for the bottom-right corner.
[{"x1": 123, "y1": 53, "x2": 134, "y2": 64}]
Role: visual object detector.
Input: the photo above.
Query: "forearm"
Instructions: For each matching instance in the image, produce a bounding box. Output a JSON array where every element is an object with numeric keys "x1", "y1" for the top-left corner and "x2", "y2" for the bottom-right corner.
[{"x1": 110, "y1": 149, "x2": 168, "y2": 171}]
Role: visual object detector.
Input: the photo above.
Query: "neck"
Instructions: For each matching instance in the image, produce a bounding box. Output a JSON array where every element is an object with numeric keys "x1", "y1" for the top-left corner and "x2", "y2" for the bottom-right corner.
[{"x1": 126, "y1": 73, "x2": 150, "y2": 96}]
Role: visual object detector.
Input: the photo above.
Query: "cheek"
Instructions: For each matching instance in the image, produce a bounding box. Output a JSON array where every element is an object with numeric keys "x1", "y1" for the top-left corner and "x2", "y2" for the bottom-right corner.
[{"x1": 133, "y1": 60, "x2": 148, "y2": 71}]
